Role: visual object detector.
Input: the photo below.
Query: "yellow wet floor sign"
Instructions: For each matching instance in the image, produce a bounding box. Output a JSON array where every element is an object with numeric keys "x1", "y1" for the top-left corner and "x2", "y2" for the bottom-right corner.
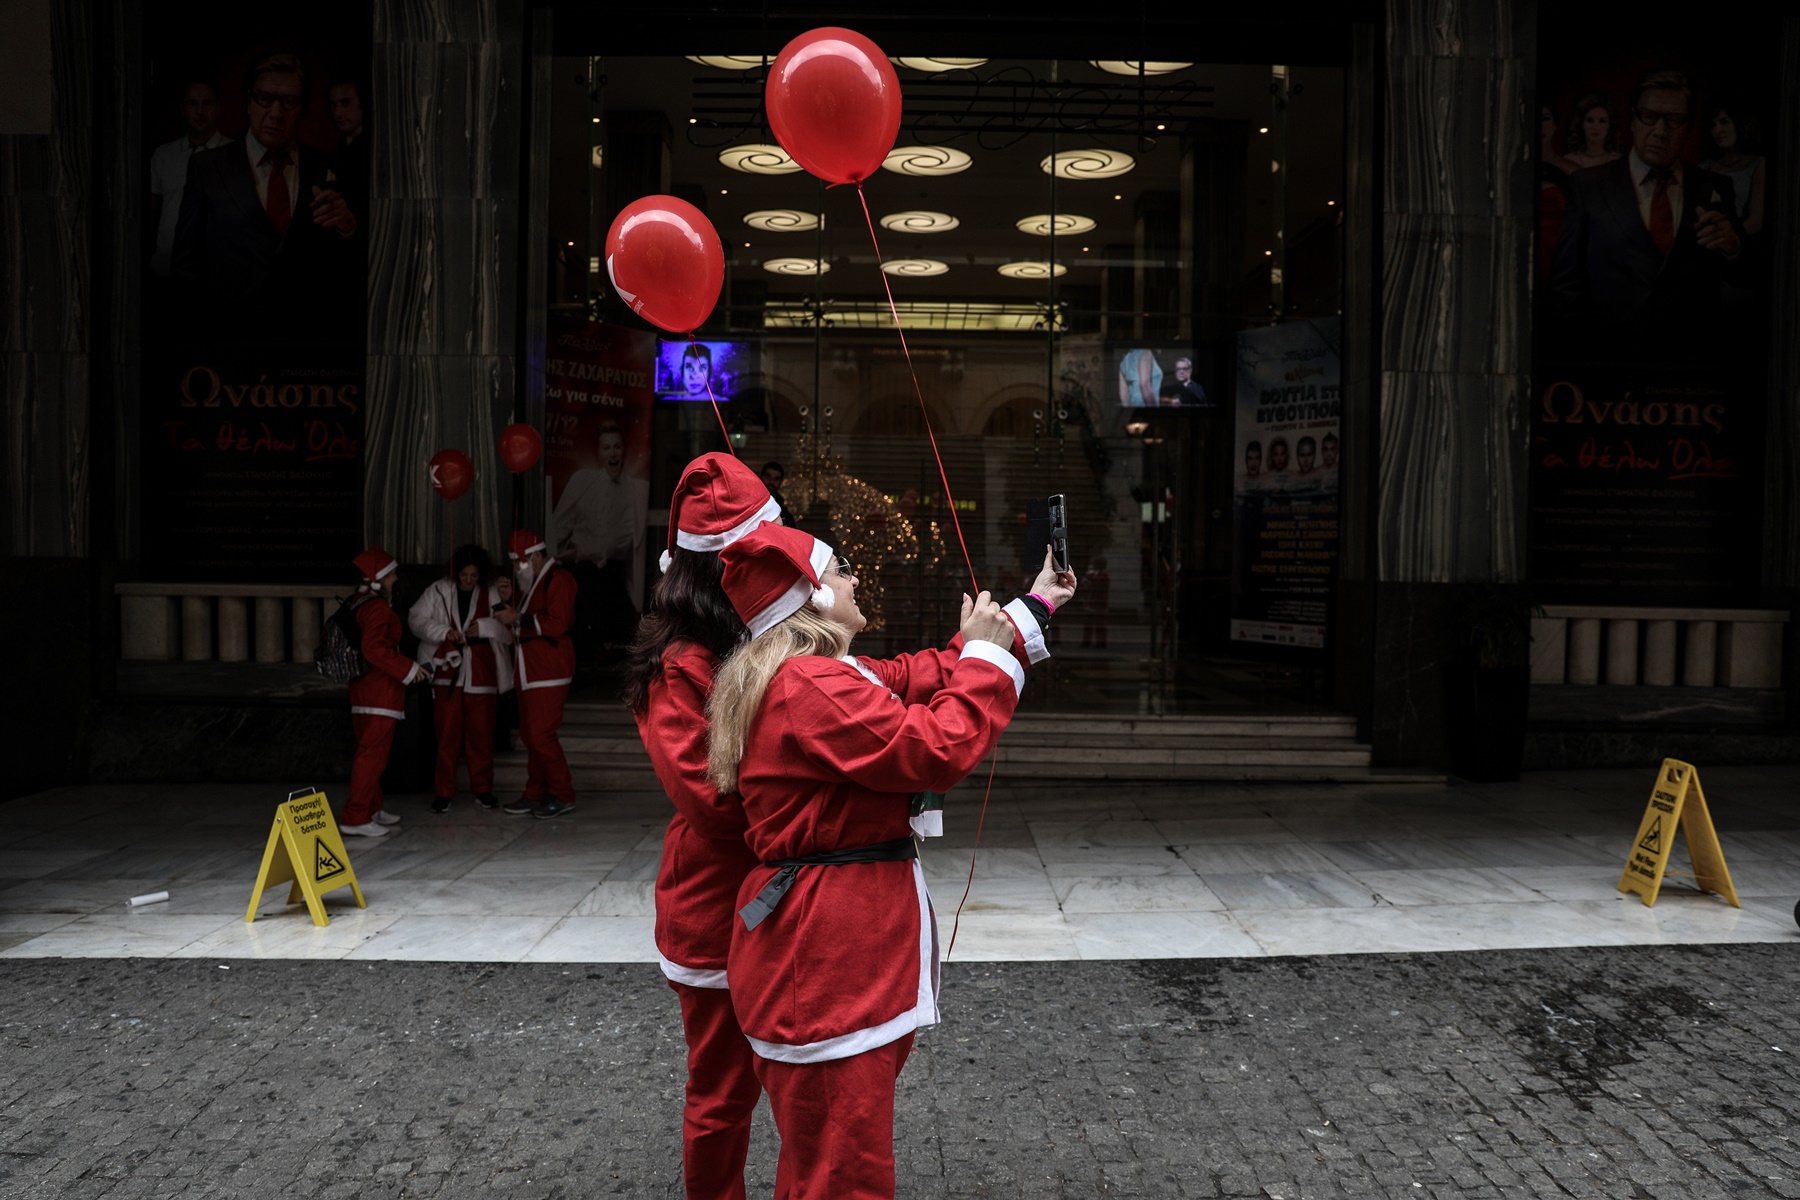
[
  {"x1": 245, "y1": 790, "x2": 367, "y2": 927},
  {"x1": 1617, "y1": 759, "x2": 1739, "y2": 908}
]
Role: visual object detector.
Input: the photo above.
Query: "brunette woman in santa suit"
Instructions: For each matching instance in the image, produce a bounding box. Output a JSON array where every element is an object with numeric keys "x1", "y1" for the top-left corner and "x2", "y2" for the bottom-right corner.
[
  {"x1": 623, "y1": 452, "x2": 783, "y2": 1200},
  {"x1": 708, "y1": 523, "x2": 1074, "y2": 1198}
]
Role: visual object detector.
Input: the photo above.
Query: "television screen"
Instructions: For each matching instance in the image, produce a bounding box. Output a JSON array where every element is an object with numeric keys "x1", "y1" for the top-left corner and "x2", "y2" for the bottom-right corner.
[
  {"x1": 655, "y1": 339, "x2": 758, "y2": 402},
  {"x1": 1112, "y1": 345, "x2": 1217, "y2": 410}
]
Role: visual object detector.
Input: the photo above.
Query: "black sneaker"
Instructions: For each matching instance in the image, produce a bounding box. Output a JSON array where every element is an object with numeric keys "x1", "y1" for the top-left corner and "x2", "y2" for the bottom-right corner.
[
  {"x1": 501, "y1": 796, "x2": 537, "y2": 816},
  {"x1": 474, "y1": 792, "x2": 500, "y2": 811},
  {"x1": 533, "y1": 798, "x2": 576, "y2": 820},
  {"x1": 430, "y1": 796, "x2": 452, "y2": 814}
]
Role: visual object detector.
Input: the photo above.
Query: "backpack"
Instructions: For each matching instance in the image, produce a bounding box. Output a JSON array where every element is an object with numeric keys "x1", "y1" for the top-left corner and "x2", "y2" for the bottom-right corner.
[{"x1": 314, "y1": 594, "x2": 373, "y2": 683}]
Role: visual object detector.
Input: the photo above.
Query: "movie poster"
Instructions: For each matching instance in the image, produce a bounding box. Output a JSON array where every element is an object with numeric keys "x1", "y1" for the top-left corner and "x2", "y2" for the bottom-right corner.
[
  {"x1": 1530, "y1": 26, "x2": 1777, "y2": 603},
  {"x1": 1230, "y1": 319, "x2": 1341, "y2": 650},
  {"x1": 139, "y1": 1, "x2": 370, "y2": 580},
  {"x1": 544, "y1": 318, "x2": 656, "y2": 627}
]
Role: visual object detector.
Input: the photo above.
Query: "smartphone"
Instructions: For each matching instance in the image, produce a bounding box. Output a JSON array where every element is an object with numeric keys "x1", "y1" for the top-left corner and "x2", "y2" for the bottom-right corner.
[{"x1": 1023, "y1": 494, "x2": 1071, "y2": 574}]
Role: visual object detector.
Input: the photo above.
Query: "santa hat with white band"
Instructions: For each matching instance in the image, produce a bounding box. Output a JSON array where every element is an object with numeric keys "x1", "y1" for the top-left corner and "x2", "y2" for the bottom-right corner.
[
  {"x1": 660, "y1": 452, "x2": 780, "y2": 573},
  {"x1": 508, "y1": 529, "x2": 547, "y2": 561},
  {"x1": 353, "y1": 547, "x2": 398, "y2": 582},
  {"x1": 718, "y1": 523, "x2": 837, "y2": 640}
]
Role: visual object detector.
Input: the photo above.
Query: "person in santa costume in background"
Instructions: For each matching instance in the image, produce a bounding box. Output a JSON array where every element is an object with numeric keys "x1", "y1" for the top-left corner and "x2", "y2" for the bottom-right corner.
[
  {"x1": 342, "y1": 547, "x2": 427, "y2": 837},
  {"x1": 708, "y1": 523, "x2": 1075, "y2": 1198},
  {"x1": 623, "y1": 453, "x2": 782, "y2": 1200},
  {"x1": 496, "y1": 530, "x2": 579, "y2": 819},
  {"x1": 408, "y1": 544, "x2": 515, "y2": 814}
]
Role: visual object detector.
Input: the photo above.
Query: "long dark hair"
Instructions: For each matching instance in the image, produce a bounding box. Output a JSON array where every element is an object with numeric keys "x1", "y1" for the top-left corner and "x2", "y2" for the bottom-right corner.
[
  {"x1": 622, "y1": 548, "x2": 748, "y2": 714},
  {"x1": 449, "y1": 543, "x2": 494, "y2": 588}
]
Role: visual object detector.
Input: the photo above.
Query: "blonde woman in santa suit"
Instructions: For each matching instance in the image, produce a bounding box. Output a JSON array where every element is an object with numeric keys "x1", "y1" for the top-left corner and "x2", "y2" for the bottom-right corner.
[
  {"x1": 708, "y1": 523, "x2": 1074, "y2": 1198},
  {"x1": 622, "y1": 452, "x2": 782, "y2": 1200}
]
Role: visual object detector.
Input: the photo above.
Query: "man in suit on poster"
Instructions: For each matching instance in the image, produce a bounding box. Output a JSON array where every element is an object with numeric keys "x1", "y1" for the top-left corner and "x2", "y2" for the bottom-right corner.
[
  {"x1": 1550, "y1": 69, "x2": 1745, "y2": 359},
  {"x1": 172, "y1": 52, "x2": 360, "y2": 341}
]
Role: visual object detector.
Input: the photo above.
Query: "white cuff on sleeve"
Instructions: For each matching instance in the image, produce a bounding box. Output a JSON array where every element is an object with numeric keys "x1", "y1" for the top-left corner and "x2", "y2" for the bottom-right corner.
[
  {"x1": 1002, "y1": 598, "x2": 1050, "y2": 664},
  {"x1": 958, "y1": 638, "x2": 1025, "y2": 697}
]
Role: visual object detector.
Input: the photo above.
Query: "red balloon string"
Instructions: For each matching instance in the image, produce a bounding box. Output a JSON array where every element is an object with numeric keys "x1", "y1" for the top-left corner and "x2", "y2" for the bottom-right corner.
[
  {"x1": 689, "y1": 332, "x2": 736, "y2": 452},
  {"x1": 854, "y1": 183, "x2": 979, "y2": 597},
  {"x1": 854, "y1": 180, "x2": 1000, "y2": 960}
]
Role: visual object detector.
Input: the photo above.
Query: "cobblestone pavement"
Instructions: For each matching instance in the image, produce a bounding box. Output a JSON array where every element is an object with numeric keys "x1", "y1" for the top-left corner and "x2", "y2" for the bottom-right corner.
[{"x1": 3, "y1": 944, "x2": 1796, "y2": 1198}]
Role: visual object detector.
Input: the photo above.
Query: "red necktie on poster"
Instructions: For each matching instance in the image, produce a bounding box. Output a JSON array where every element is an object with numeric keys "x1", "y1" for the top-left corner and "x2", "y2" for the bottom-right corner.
[
  {"x1": 264, "y1": 149, "x2": 292, "y2": 237},
  {"x1": 1648, "y1": 168, "x2": 1675, "y2": 257}
]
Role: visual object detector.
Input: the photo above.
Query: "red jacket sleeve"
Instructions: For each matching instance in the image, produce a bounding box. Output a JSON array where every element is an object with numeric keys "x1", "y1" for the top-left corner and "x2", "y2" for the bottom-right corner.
[
  {"x1": 780, "y1": 654, "x2": 1019, "y2": 796},
  {"x1": 356, "y1": 599, "x2": 416, "y2": 684},
  {"x1": 642, "y1": 650, "x2": 750, "y2": 842},
  {"x1": 521, "y1": 568, "x2": 576, "y2": 641}
]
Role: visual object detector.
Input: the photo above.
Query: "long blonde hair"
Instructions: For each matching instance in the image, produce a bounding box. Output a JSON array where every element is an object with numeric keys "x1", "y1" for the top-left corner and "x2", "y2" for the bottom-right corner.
[{"x1": 707, "y1": 605, "x2": 850, "y2": 793}]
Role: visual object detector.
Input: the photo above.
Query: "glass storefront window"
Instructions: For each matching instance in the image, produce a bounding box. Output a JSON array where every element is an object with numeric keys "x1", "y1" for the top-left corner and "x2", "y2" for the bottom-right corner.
[{"x1": 548, "y1": 53, "x2": 1343, "y2": 713}]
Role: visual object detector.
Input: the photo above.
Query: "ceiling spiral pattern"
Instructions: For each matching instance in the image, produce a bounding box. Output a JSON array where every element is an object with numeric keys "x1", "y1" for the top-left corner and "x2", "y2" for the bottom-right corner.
[
  {"x1": 762, "y1": 257, "x2": 830, "y2": 276},
  {"x1": 996, "y1": 261, "x2": 1068, "y2": 279},
  {"x1": 881, "y1": 145, "x2": 974, "y2": 177},
  {"x1": 1015, "y1": 213, "x2": 1098, "y2": 236},
  {"x1": 718, "y1": 144, "x2": 803, "y2": 174},
  {"x1": 742, "y1": 209, "x2": 822, "y2": 232},
  {"x1": 881, "y1": 259, "x2": 950, "y2": 276},
  {"x1": 878, "y1": 211, "x2": 961, "y2": 234},
  {"x1": 1040, "y1": 148, "x2": 1136, "y2": 179}
]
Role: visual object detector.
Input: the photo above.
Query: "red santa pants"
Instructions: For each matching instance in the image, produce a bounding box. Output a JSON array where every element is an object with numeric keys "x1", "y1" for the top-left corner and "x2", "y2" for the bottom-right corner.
[
  {"x1": 517, "y1": 684, "x2": 573, "y2": 802},
  {"x1": 345, "y1": 712, "x2": 396, "y2": 825},
  {"x1": 669, "y1": 981, "x2": 764, "y2": 1200},
  {"x1": 752, "y1": 1032, "x2": 915, "y2": 1200},
  {"x1": 432, "y1": 686, "x2": 496, "y2": 797}
]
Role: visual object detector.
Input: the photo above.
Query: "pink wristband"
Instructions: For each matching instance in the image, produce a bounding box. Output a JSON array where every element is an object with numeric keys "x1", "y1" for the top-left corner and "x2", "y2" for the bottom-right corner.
[{"x1": 1028, "y1": 592, "x2": 1056, "y2": 616}]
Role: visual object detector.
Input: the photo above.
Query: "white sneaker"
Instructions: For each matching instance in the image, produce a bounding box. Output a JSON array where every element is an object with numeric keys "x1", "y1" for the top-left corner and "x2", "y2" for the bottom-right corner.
[
  {"x1": 373, "y1": 809, "x2": 403, "y2": 826},
  {"x1": 339, "y1": 821, "x2": 390, "y2": 838}
]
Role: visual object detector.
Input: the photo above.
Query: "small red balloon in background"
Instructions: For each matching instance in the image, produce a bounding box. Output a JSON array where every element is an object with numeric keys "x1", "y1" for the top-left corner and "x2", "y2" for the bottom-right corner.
[
  {"x1": 765, "y1": 27, "x2": 902, "y2": 186},
  {"x1": 428, "y1": 449, "x2": 474, "y2": 501},
  {"x1": 605, "y1": 196, "x2": 724, "y2": 334},
  {"x1": 498, "y1": 424, "x2": 542, "y2": 473}
]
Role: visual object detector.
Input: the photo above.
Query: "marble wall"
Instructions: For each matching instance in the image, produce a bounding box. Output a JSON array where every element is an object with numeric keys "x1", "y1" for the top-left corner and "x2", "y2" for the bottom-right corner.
[
  {"x1": 1, "y1": 0, "x2": 91, "y2": 558},
  {"x1": 364, "y1": 0, "x2": 524, "y2": 562},
  {"x1": 1378, "y1": 0, "x2": 1535, "y2": 584}
]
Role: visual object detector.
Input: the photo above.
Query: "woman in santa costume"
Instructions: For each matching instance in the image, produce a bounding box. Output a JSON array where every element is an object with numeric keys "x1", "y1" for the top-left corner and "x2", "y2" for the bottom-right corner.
[
  {"x1": 623, "y1": 452, "x2": 782, "y2": 1200},
  {"x1": 343, "y1": 547, "x2": 427, "y2": 837},
  {"x1": 708, "y1": 523, "x2": 1074, "y2": 1198},
  {"x1": 496, "y1": 529, "x2": 579, "y2": 818},
  {"x1": 408, "y1": 544, "x2": 515, "y2": 814}
]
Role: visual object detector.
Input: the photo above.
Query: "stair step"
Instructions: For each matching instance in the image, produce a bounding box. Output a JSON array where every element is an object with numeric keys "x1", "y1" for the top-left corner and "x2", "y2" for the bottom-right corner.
[{"x1": 493, "y1": 763, "x2": 1440, "y2": 787}]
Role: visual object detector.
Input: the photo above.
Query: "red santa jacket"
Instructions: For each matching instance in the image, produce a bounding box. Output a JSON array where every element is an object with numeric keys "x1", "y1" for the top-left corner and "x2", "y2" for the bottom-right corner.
[
  {"x1": 513, "y1": 561, "x2": 577, "y2": 689},
  {"x1": 347, "y1": 591, "x2": 417, "y2": 719},
  {"x1": 636, "y1": 641, "x2": 762, "y2": 985},
  {"x1": 727, "y1": 635, "x2": 1028, "y2": 1065}
]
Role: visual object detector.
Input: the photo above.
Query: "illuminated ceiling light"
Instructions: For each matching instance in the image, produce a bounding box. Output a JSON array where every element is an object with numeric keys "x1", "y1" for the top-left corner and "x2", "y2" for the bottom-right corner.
[
  {"x1": 878, "y1": 210, "x2": 960, "y2": 234},
  {"x1": 742, "y1": 209, "x2": 822, "y2": 232},
  {"x1": 881, "y1": 145, "x2": 973, "y2": 176},
  {"x1": 1259, "y1": 126, "x2": 1270, "y2": 134},
  {"x1": 1328, "y1": 200, "x2": 1337, "y2": 206},
  {"x1": 719, "y1": 143, "x2": 803, "y2": 174},
  {"x1": 1015, "y1": 213, "x2": 1097, "y2": 236},
  {"x1": 763, "y1": 257, "x2": 830, "y2": 276},
  {"x1": 892, "y1": 57, "x2": 988, "y2": 71},
  {"x1": 685, "y1": 55, "x2": 770, "y2": 70},
  {"x1": 996, "y1": 261, "x2": 1067, "y2": 279},
  {"x1": 881, "y1": 258, "x2": 950, "y2": 276},
  {"x1": 1155, "y1": 123, "x2": 1166, "y2": 131},
  {"x1": 1089, "y1": 60, "x2": 1192, "y2": 76},
  {"x1": 1041, "y1": 148, "x2": 1135, "y2": 180}
]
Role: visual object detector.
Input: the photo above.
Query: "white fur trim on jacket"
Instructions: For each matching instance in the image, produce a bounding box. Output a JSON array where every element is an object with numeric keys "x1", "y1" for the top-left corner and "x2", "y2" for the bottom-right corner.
[
  {"x1": 958, "y1": 638, "x2": 1026, "y2": 697},
  {"x1": 658, "y1": 951, "x2": 729, "y2": 989}
]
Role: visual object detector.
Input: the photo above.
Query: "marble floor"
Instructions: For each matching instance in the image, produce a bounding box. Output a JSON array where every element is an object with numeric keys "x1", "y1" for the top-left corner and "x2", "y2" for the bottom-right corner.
[{"x1": 1, "y1": 767, "x2": 1796, "y2": 962}]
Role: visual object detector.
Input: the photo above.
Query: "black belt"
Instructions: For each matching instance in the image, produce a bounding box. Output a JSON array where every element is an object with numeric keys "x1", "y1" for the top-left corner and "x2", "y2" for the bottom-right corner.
[{"x1": 738, "y1": 837, "x2": 918, "y2": 932}]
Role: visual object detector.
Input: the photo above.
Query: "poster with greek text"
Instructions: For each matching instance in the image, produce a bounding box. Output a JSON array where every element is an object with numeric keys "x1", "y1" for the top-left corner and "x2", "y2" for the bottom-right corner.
[
  {"x1": 1230, "y1": 319, "x2": 1341, "y2": 650},
  {"x1": 544, "y1": 317, "x2": 656, "y2": 627},
  {"x1": 139, "y1": 0, "x2": 370, "y2": 579}
]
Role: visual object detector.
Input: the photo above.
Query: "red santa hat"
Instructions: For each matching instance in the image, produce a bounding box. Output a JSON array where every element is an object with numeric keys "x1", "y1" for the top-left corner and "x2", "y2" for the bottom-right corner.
[
  {"x1": 508, "y1": 529, "x2": 547, "y2": 561},
  {"x1": 353, "y1": 547, "x2": 398, "y2": 582},
  {"x1": 660, "y1": 452, "x2": 779, "y2": 573},
  {"x1": 718, "y1": 523, "x2": 836, "y2": 640}
]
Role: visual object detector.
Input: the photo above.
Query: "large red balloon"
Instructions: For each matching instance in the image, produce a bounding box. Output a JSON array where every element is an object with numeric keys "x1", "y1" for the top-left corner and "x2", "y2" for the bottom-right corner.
[
  {"x1": 498, "y1": 423, "x2": 542, "y2": 473},
  {"x1": 605, "y1": 196, "x2": 724, "y2": 334},
  {"x1": 428, "y1": 449, "x2": 474, "y2": 501},
  {"x1": 765, "y1": 27, "x2": 902, "y2": 185}
]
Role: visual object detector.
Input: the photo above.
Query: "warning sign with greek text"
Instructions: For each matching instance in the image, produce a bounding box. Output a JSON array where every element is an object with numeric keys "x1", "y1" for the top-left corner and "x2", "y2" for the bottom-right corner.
[
  {"x1": 1617, "y1": 759, "x2": 1739, "y2": 909},
  {"x1": 245, "y1": 791, "x2": 366, "y2": 927}
]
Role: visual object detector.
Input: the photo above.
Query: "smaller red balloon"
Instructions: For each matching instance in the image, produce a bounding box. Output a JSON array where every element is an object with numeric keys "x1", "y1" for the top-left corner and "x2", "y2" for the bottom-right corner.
[
  {"x1": 429, "y1": 449, "x2": 474, "y2": 501},
  {"x1": 605, "y1": 196, "x2": 725, "y2": 334},
  {"x1": 499, "y1": 424, "x2": 542, "y2": 473}
]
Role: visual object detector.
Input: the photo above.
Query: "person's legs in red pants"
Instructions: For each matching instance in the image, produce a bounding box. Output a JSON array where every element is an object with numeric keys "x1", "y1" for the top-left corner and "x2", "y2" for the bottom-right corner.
[
  {"x1": 464, "y1": 693, "x2": 497, "y2": 795},
  {"x1": 344, "y1": 712, "x2": 396, "y2": 825},
  {"x1": 517, "y1": 685, "x2": 573, "y2": 803},
  {"x1": 669, "y1": 982, "x2": 762, "y2": 1200},
  {"x1": 432, "y1": 686, "x2": 464, "y2": 800},
  {"x1": 753, "y1": 1032, "x2": 915, "y2": 1199}
]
